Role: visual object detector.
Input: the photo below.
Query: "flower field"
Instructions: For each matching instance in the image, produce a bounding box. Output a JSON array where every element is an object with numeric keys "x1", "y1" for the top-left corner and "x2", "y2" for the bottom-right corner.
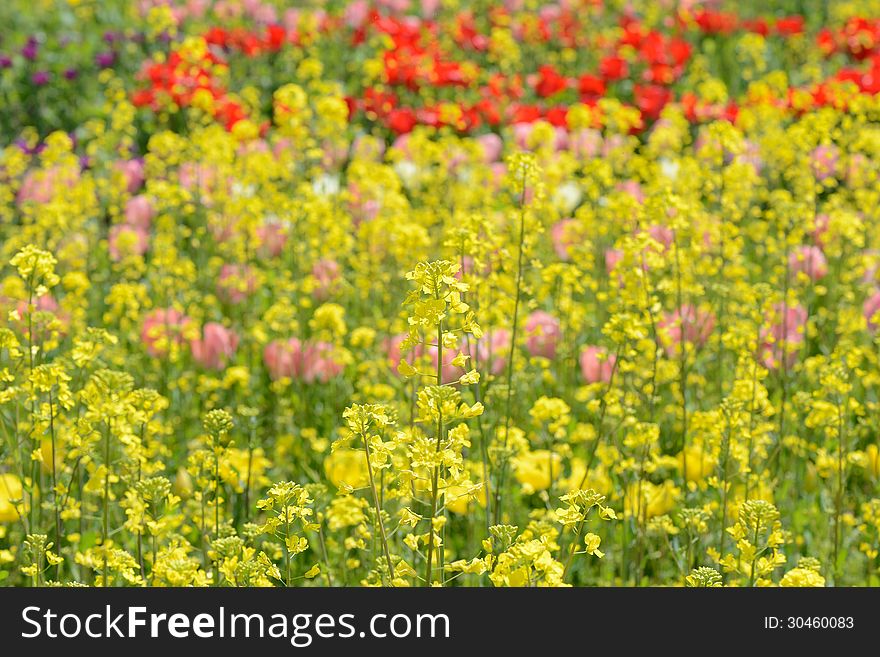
[{"x1": 1, "y1": 0, "x2": 880, "y2": 588}]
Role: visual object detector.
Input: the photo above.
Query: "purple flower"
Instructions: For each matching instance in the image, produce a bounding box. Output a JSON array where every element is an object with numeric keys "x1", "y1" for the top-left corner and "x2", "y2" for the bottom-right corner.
[
  {"x1": 95, "y1": 51, "x2": 116, "y2": 68},
  {"x1": 16, "y1": 139, "x2": 46, "y2": 155},
  {"x1": 0, "y1": 54, "x2": 12, "y2": 69},
  {"x1": 21, "y1": 37, "x2": 38, "y2": 61},
  {"x1": 63, "y1": 67, "x2": 78, "y2": 80},
  {"x1": 31, "y1": 70, "x2": 50, "y2": 86},
  {"x1": 103, "y1": 31, "x2": 119, "y2": 45}
]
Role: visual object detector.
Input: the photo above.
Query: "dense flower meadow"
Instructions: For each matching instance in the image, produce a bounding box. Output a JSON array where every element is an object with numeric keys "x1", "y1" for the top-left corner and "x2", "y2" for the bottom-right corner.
[{"x1": 2, "y1": 0, "x2": 880, "y2": 588}]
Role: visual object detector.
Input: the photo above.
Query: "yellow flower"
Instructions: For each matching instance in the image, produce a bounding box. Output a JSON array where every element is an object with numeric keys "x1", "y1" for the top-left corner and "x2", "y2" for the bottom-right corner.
[
  {"x1": 324, "y1": 449, "x2": 369, "y2": 490},
  {"x1": 584, "y1": 533, "x2": 604, "y2": 558},
  {"x1": 444, "y1": 483, "x2": 486, "y2": 515},
  {"x1": 780, "y1": 567, "x2": 825, "y2": 587},
  {"x1": 625, "y1": 480, "x2": 680, "y2": 520},
  {"x1": 512, "y1": 450, "x2": 562, "y2": 492},
  {"x1": 863, "y1": 445, "x2": 880, "y2": 480},
  {"x1": 0, "y1": 474, "x2": 25, "y2": 523},
  {"x1": 678, "y1": 445, "x2": 717, "y2": 483}
]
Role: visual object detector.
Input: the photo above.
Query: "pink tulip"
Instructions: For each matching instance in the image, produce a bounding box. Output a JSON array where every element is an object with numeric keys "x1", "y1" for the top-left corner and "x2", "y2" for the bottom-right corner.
[
  {"x1": 190, "y1": 322, "x2": 239, "y2": 370},
  {"x1": 811, "y1": 144, "x2": 840, "y2": 181},
  {"x1": 645, "y1": 224, "x2": 674, "y2": 251},
  {"x1": 602, "y1": 134, "x2": 628, "y2": 157},
  {"x1": 605, "y1": 248, "x2": 623, "y2": 273},
  {"x1": 477, "y1": 133, "x2": 503, "y2": 163},
  {"x1": 525, "y1": 311, "x2": 561, "y2": 359},
  {"x1": 17, "y1": 166, "x2": 80, "y2": 205},
  {"x1": 423, "y1": 344, "x2": 464, "y2": 384},
  {"x1": 847, "y1": 153, "x2": 868, "y2": 185},
  {"x1": 539, "y1": 3, "x2": 562, "y2": 21},
  {"x1": 282, "y1": 9, "x2": 300, "y2": 31},
  {"x1": 251, "y1": 3, "x2": 277, "y2": 25},
  {"x1": 343, "y1": 0, "x2": 369, "y2": 27},
  {"x1": 659, "y1": 305, "x2": 716, "y2": 355},
  {"x1": 759, "y1": 338, "x2": 799, "y2": 371},
  {"x1": 384, "y1": 333, "x2": 463, "y2": 383},
  {"x1": 551, "y1": 219, "x2": 578, "y2": 261},
  {"x1": 512, "y1": 123, "x2": 533, "y2": 150},
  {"x1": 569, "y1": 129, "x2": 602, "y2": 160},
  {"x1": 115, "y1": 159, "x2": 145, "y2": 193},
  {"x1": 420, "y1": 0, "x2": 441, "y2": 18},
  {"x1": 264, "y1": 338, "x2": 344, "y2": 382},
  {"x1": 348, "y1": 183, "x2": 381, "y2": 227},
  {"x1": 473, "y1": 329, "x2": 511, "y2": 376},
  {"x1": 178, "y1": 162, "x2": 218, "y2": 204},
  {"x1": 391, "y1": 134, "x2": 412, "y2": 158},
  {"x1": 322, "y1": 140, "x2": 349, "y2": 170},
  {"x1": 351, "y1": 136, "x2": 385, "y2": 162},
  {"x1": 385, "y1": 333, "x2": 413, "y2": 373},
  {"x1": 489, "y1": 162, "x2": 507, "y2": 191},
  {"x1": 552, "y1": 127, "x2": 570, "y2": 152},
  {"x1": 788, "y1": 246, "x2": 827, "y2": 281},
  {"x1": 207, "y1": 214, "x2": 239, "y2": 245},
  {"x1": 811, "y1": 214, "x2": 830, "y2": 246},
  {"x1": 108, "y1": 224, "x2": 149, "y2": 261},
  {"x1": 767, "y1": 303, "x2": 808, "y2": 343},
  {"x1": 16, "y1": 295, "x2": 59, "y2": 316},
  {"x1": 376, "y1": 0, "x2": 411, "y2": 11},
  {"x1": 213, "y1": 0, "x2": 243, "y2": 21},
  {"x1": 301, "y1": 341, "x2": 344, "y2": 383},
  {"x1": 237, "y1": 139, "x2": 270, "y2": 157},
  {"x1": 256, "y1": 221, "x2": 288, "y2": 258},
  {"x1": 13, "y1": 295, "x2": 69, "y2": 338},
  {"x1": 759, "y1": 303, "x2": 808, "y2": 370},
  {"x1": 862, "y1": 252, "x2": 879, "y2": 286},
  {"x1": 264, "y1": 338, "x2": 303, "y2": 380},
  {"x1": 217, "y1": 264, "x2": 257, "y2": 305},
  {"x1": 124, "y1": 195, "x2": 155, "y2": 230},
  {"x1": 271, "y1": 137, "x2": 294, "y2": 159},
  {"x1": 141, "y1": 308, "x2": 194, "y2": 357},
  {"x1": 446, "y1": 150, "x2": 468, "y2": 175},
  {"x1": 616, "y1": 180, "x2": 645, "y2": 204},
  {"x1": 864, "y1": 291, "x2": 880, "y2": 332},
  {"x1": 453, "y1": 256, "x2": 476, "y2": 281},
  {"x1": 312, "y1": 259, "x2": 342, "y2": 300},
  {"x1": 735, "y1": 140, "x2": 764, "y2": 175},
  {"x1": 185, "y1": 0, "x2": 209, "y2": 19},
  {"x1": 580, "y1": 346, "x2": 615, "y2": 383}
]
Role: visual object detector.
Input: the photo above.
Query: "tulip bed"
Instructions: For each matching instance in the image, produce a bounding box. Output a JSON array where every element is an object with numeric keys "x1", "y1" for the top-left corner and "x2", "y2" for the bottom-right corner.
[{"x1": 1, "y1": 0, "x2": 880, "y2": 588}]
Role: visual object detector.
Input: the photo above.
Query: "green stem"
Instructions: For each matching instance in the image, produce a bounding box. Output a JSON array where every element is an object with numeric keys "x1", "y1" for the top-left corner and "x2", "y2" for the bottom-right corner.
[
  {"x1": 364, "y1": 431, "x2": 394, "y2": 584},
  {"x1": 494, "y1": 180, "x2": 527, "y2": 524},
  {"x1": 424, "y1": 318, "x2": 445, "y2": 586},
  {"x1": 102, "y1": 423, "x2": 111, "y2": 587}
]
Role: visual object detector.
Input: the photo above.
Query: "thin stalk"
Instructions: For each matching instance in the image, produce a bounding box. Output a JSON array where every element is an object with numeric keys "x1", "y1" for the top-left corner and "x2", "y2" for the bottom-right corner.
[
  {"x1": 494, "y1": 179, "x2": 528, "y2": 524},
  {"x1": 48, "y1": 388, "x2": 61, "y2": 580},
  {"x1": 102, "y1": 423, "x2": 111, "y2": 587},
  {"x1": 283, "y1": 515, "x2": 291, "y2": 587},
  {"x1": 424, "y1": 318, "x2": 445, "y2": 586},
  {"x1": 363, "y1": 431, "x2": 394, "y2": 584},
  {"x1": 673, "y1": 234, "x2": 689, "y2": 484},
  {"x1": 744, "y1": 324, "x2": 762, "y2": 501},
  {"x1": 833, "y1": 397, "x2": 847, "y2": 584},
  {"x1": 747, "y1": 521, "x2": 761, "y2": 587},
  {"x1": 561, "y1": 517, "x2": 587, "y2": 582},
  {"x1": 718, "y1": 417, "x2": 732, "y2": 578}
]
